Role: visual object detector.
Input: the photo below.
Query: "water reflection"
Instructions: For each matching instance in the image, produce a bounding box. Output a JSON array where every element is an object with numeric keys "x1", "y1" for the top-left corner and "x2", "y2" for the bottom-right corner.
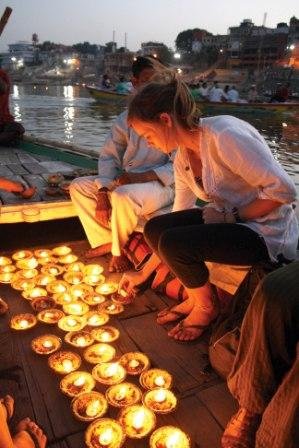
[{"x1": 9, "y1": 84, "x2": 299, "y2": 192}]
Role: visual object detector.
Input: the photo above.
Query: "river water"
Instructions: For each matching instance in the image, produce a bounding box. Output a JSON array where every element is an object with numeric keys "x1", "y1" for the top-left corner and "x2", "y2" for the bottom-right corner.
[{"x1": 11, "y1": 84, "x2": 299, "y2": 194}]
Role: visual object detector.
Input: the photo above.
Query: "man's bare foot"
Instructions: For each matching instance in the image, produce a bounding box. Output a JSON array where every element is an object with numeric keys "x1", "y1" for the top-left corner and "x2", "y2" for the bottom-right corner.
[
  {"x1": 109, "y1": 254, "x2": 132, "y2": 273},
  {"x1": 168, "y1": 304, "x2": 218, "y2": 341},
  {"x1": 0, "y1": 394, "x2": 14, "y2": 420},
  {"x1": 14, "y1": 418, "x2": 47, "y2": 448},
  {"x1": 156, "y1": 297, "x2": 195, "y2": 325},
  {"x1": 85, "y1": 243, "x2": 112, "y2": 259}
]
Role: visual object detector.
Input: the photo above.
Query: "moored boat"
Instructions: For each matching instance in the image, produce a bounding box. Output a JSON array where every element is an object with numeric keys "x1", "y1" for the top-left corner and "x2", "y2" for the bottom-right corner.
[{"x1": 85, "y1": 85, "x2": 129, "y2": 105}]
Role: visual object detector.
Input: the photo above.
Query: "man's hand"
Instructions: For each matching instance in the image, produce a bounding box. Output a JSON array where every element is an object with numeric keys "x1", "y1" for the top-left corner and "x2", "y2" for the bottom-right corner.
[
  {"x1": 202, "y1": 206, "x2": 226, "y2": 224},
  {"x1": 95, "y1": 191, "x2": 112, "y2": 227},
  {"x1": 116, "y1": 170, "x2": 159, "y2": 186}
]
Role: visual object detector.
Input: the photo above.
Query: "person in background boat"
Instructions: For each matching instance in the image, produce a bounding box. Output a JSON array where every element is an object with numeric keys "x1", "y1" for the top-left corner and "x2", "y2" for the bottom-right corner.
[
  {"x1": 70, "y1": 56, "x2": 174, "y2": 273},
  {"x1": 115, "y1": 76, "x2": 132, "y2": 94},
  {"x1": 101, "y1": 74, "x2": 112, "y2": 89},
  {"x1": 0, "y1": 177, "x2": 36, "y2": 198},
  {"x1": 198, "y1": 81, "x2": 209, "y2": 100},
  {"x1": 0, "y1": 395, "x2": 47, "y2": 448},
  {"x1": 270, "y1": 82, "x2": 291, "y2": 103},
  {"x1": 227, "y1": 85, "x2": 239, "y2": 103},
  {"x1": 119, "y1": 71, "x2": 298, "y2": 341},
  {"x1": 0, "y1": 66, "x2": 25, "y2": 146},
  {"x1": 248, "y1": 84, "x2": 258, "y2": 103},
  {"x1": 208, "y1": 80, "x2": 225, "y2": 102},
  {"x1": 222, "y1": 84, "x2": 230, "y2": 101},
  {"x1": 222, "y1": 261, "x2": 299, "y2": 448}
]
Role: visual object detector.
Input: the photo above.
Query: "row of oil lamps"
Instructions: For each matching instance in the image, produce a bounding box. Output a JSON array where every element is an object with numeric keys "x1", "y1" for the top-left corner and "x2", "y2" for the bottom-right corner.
[{"x1": 2, "y1": 247, "x2": 191, "y2": 447}]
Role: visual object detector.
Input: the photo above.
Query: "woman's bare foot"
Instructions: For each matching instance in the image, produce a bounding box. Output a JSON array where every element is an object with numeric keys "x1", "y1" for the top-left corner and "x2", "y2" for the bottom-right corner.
[
  {"x1": 85, "y1": 243, "x2": 112, "y2": 259},
  {"x1": 109, "y1": 254, "x2": 132, "y2": 273},
  {"x1": 14, "y1": 418, "x2": 47, "y2": 448},
  {"x1": 156, "y1": 297, "x2": 195, "y2": 325},
  {"x1": 0, "y1": 395, "x2": 14, "y2": 420},
  {"x1": 168, "y1": 304, "x2": 218, "y2": 341}
]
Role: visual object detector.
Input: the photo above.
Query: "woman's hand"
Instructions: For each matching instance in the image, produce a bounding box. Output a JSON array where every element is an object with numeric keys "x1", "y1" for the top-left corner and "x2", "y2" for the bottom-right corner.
[
  {"x1": 118, "y1": 270, "x2": 148, "y2": 295},
  {"x1": 202, "y1": 206, "x2": 225, "y2": 224}
]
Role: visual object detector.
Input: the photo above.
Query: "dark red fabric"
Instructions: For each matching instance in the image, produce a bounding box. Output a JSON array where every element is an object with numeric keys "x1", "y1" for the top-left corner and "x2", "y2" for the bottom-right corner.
[{"x1": 0, "y1": 68, "x2": 14, "y2": 124}]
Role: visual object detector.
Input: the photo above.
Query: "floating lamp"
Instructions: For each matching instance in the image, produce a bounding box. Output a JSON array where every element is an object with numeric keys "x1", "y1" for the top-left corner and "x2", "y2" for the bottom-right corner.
[
  {"x1": 58, "y1": 315, "x2": 86, "y2": 332},
  {"x1": 35, "y1": 273, "x2": 55, "y2": 286},
  {"x1": 91, "y1": 326, "x2": 120, "y2": 343},
  {"x1": 34, "y1": 249, "x2": 53, "y2": 258},
  {"x1": 66, "y1": 261, "x2": 85, "y2": 273},
  {"x1": 119, "y1": 352, "x2": 150, "y2": 376},
  {"x1": 70, "y1": 283, "x2": 93, "y2": 300},
  {"x1": 0, "y1": 256, "x2": 12, "y2": 266},
  {"x1": 92, "y1": 362, "x2": 126, "y2": 386},
  {"x1": 48, "y1": 350, "x2": 81, "y2": 375},
  {"x1": 16, "y1": 257, "x2": 38, "y2": 270},
  {"x1": 143, "y1": 389, "x2": 177, "y2": 414},
  {"x1": 31, "y1": 334, "x2": 62, "y2": 355},
  {"x1": 37, "y1": 308, "x2": 64, "y2": 324},
  {"x1": 95, "y1": 283, "x2": 118, "y2": 296},
  {"x1": 119, "y1": 405, "x2": 156, "y2": 439},
  {"x1": 47, "y1": 280, "x2": 69, "y2": 294},
  {"x1": 31, "y1": 296, "x2": 56, "y2": 313},
  {"x1": 149, "y1": 426, "x2": 191, "y2": 448},
  {"x1": 85, "y1": 418, "x2": 125, "y2": 448},
  {"x1": 139, "y1": 369, "x2": 173, "y2": 390},
  {"x1": 11, "y1": 278, "x2": 36, "y2": 291},
  {"x1": 85, "y1": 311, "x2": 109, "y2": 327},
  {"x1": 63, "y1": 271, "x2": 84, "y2": 285},
  {"x1": 12, "y1": 250, "x2": 33, "y2": 261},
  {"x1": 81, "y1": 294, "x2": 106, "y2": 306},
  {"x1": 52, "y1": 245, "x2": 72, "y2": 256},
  {"x1": 84, "y1": 264, "x2": 104, "y2": 276},
  {"x1": 84, "y1": 343, "x2": 116, "y2": 364},
  {"x1": 97, "y1": 301, "x2": 124, "y2": 315},
  {"x1": 65, "y1": 330, "x2": 94, "y2": 348},
  {"x1": 41, "y1": 264, "x2": 64, "y2": 276},
  {"x1": 71, "y1": 391, "x2": 108, "y2": 422},
  {"x1": 10, "y1": 313, "x2": 37, "y2": 330},
  {"x1": 22, "y1": 287, "x2": 47, "y2": 300},
  {"x1": 60, "y1": 371, "x2": 95, "y2": 397},
  {"x1": 63, "y1": 301, "x2": 89, "y2": 316},
  {"x1": 58, "y1": 254, "x2": 78, "y2": 264},
  {"x1": 106, "y1": 383, "x2": 142, "y2": 408}
]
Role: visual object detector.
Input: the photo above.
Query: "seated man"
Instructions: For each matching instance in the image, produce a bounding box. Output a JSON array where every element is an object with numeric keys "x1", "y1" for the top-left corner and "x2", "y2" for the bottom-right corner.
[
  {"x1": 70, "y1": 56, "x2": 174, "y2": 272},
  {"x1": 0, "y1": 66, "x2": 24, "y2": 146},
  {"x1": 222, "y1": 261, "x2": 299, "y2": 448}
]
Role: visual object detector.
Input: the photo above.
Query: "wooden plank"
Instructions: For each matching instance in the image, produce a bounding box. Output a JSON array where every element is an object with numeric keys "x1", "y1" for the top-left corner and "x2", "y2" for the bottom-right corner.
[
  {"x1": 15, "y1": 151, "x2": 41, "y2": 164},
  {"x1": 6, "y1": 163, "x2": 30, "y2": 175},
  {"x1": 39, "y1": 161, "x2": 78, "y2": 173},
  {"x1": 0, "y1": 174, "x2": 41, "y2": 204},
  {"x1": 23, "y1": 162, "x2": 49, "y2": 175},
  {"x1": 0, "y1": 165, "x2": 14, "y2": 176},
  {"x1": 22, "y1": 174, "x2": 61, "y2": 202},
  {"x1": 0, "y1": 152, "x2": 19, "y2": 164},
  {"x1": 196, "y1": 383, "x2": 238, "y2": 429}
]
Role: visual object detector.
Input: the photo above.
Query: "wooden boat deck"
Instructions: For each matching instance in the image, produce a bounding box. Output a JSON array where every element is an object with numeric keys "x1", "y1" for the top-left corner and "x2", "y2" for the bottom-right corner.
[
  {"x1": 0, "y1": 141, "x2": 97, "y2": 224},
  {"x1": 0, "y1": 240, "x2": 237, "y2": 448}
]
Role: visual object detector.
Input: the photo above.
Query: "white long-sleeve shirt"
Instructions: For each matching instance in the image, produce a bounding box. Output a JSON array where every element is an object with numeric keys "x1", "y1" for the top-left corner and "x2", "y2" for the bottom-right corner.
[
  {"x1": 95, "y1": 110, "x2": 174, "y2": 190},
  {"x1": 173, "y1": 115, "x2": 298, "y2": 261}
]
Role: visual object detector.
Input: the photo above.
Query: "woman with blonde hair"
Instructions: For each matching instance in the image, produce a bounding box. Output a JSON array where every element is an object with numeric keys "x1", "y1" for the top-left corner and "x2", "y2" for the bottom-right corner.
[{"x1": 120, "y1": 71, "x2": 298, "y2": 342}]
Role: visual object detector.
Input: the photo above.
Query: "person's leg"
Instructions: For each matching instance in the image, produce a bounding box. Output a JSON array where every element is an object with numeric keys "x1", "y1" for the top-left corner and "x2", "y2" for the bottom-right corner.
[
  {"x1": 222, "y1": 262, "x2": 299, "y2": 447},
  {"x1": 0, "y1": 396, "x2": 14, "y2": 448},
  {"x1": 256, "y1": 356, "x2": 299, "y2": 448},
  {"x1": 156, "y1": 222, "x2": 269, "y2": 340},
  {"x1": 13, "y1": 418, "x2": 47, "y2": 448},
  {"x1": 69, "y1": 176, "x2": 112, "y2": 251},
  {"x1": 109, "y1": 181, "x2": 174, "y2": 272}
]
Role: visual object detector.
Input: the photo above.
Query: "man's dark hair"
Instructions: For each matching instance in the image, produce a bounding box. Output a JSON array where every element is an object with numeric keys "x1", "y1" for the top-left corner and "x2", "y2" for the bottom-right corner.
[{"x1": 131, "y1": 55, "x2": 164, "y2": 77}]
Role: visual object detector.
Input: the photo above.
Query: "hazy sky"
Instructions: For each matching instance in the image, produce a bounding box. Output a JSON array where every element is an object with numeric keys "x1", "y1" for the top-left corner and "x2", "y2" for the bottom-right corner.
[{"x1": 0, "y1": 0, "x2": 297, "y2": 52}]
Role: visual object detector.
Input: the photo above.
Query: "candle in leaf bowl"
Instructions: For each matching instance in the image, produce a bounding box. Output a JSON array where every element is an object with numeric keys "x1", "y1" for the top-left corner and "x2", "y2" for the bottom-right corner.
[
  {"x1": 97, "y1": 301, "x2": 124, "y2": 316},
  {"x1": 48, "y1": 350, "x2": 81, "y2": 375},
  {"x1": 31, "y1": 296, "x2": 56, "y2": 313},
  {"x1": 85, "y1": 418, "x2": 126, "y2": 448},
  {"x1": 106, "y1": 383, "x2": 142, "y2": 408},
  {"x1": 58, "y1": 315, "x2": 86, "y2": 332},
  {"x1": 34, "y1": 249, "x2": 53, "y2": 258},
  {"x1": 14, "y1": 268, "x2": 38, "y2": 280},
  {"x1": 16, "y1": 257, "x2": 38, "y2": 270},
  {"x1": 143, "y1": 389, "x2": 177, "y2": 414},
  {"x1": 95, "y1": 282, "x2": 118, "y2": 297},
  {"x1": 65, "y1": 330, "x2": 94, "y2": 348},
  {"x1": 71, "y1": 391, "x2": 108, "y2": 422},
  {"x1": 66, "y1": 261, "x2": 85, "y2": 273},
  {"x1": 139, "y1": 369, "x2": 173, "y2": 391},
  {"x1": 85, "y1": 311, "x2": 109, "y2": 328},
  {"x1": 63, "y1": 271, "x2": 84, "y2": 285},
  {"x1": 53, "y1": 292, "x2": 73, "y2": 306},
  {"x1": 91, "y1": 326, "x2": 120, "y2": 343},
  {"x1": 0, "y1": 256, "x2": 12, "y2": 266},
  {"x1": 11, "y1": 278, "x2": 36, "y2": 291},
  {"x1": 22, "y1": 287, "x2": 48, "y2": 301},
  {"x1": 0, "y1": 264, "x2": 15, "y2": 273},
  {"x1": 92, "y1": 362, "x2": 126, "y2": 386},
  {"x1": 37, "y1": 256, "x2": 58, "y2": 266},
  {"x1": 10, "y1": 313, "x2": 37, "y2": 330},
  {"x1": 84, "y1": 264, "x2": 104, "y2": 276},
  {"x1": 84, "y1": 343, "x2": 116, "y2": 365},
  {"x1": 70, "y1": 284, "x2": 94, "y2": 300},
  {"x1": 41, "y1": 263, "x2": 64, "y2": 276},
  {"x1": 47, "y1": 280, "x2": 69, "y2": 295},
  {"x1": 31, "y1": 334, "x2": 62, "y2": 355},
  {"x1": 149, "y1": 426, "x2": 191, "y2": 448},
  {"x1": 0, "y1": 271, "x2": 14, "y2": 283},
  {"x1": 52, "y1": 245, "x2": 72, "y2": 256},
  {"x1": 60, "y1": 370, "x2": 95, "y2": 397},
  {"x1": 119, "y1": 352, "x2": 150, "y2": 376},
  {"x1": 119, "y1": 404, "x2": 156, "y2": 439},
  {"x1": 58, "y1": 254, "x2": 78, "y2": 264},
  {"x1": 37, "y1": 308, "x2": 65, "y2": 325},
  {"x1": 12, "y1": 250, "x2": 33, "y2": 261},
  {"x1": 84, "y1": 274, "x2": 105, "y2": 287},
  {"x1": 63, "y1": 301, "x2": 89, "y2": 316},
  {"x1": 34, "y1": 273, "x2": 56, "y2": 286},
  {"x1": 81, "y1": 294, "x2": 106, "y2": 306}
]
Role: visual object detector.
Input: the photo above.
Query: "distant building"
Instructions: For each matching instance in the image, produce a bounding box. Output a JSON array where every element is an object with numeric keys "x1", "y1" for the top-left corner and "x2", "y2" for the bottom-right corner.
[
  {"x1": 140, "y1": 42, "x2": 165, "y2": 57},
  {"x1": 8, "y1": 41, "x2": 35, "y2": 64},
  {"x1": 103, "y1": 51, "x2": 135, "y2": 79}
]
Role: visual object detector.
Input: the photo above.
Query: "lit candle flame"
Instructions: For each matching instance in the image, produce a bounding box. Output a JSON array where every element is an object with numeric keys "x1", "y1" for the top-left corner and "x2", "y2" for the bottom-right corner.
[
  {"x1": 132, "y1": 409, "x2": 145, "y2": 430},
  {"x1": 101, "y1": 331, "x2": 110, "y2": 342},
  {"x1": 76, "y1": 336, "x2": 87, "y2": 346},
  {"x1": 105, "y1": 363, "x2": 118, "y2": 378},
  {"x1": 154, "y1": 389, "x2": 167, "y2": 403},
  {"x1": 128, "y1": 359, "x2": 139, "y2": 369},
  {"x1": 165, "y1": 431, "x2": 181, "y2": 448},
  {"x1": 62, "y1": 359, "x2": 73, "y2": 372},
  {"x1": 19, "y1": 319, "x2": 29, "y2": 329},
  {"x1": 107, "y1": 304, "x2": 116, "y2": 311},
  {"x1": 115, "y1": 385, "x2": 127, "y2": 401},
  {"x1": 67, "y1": 318, "x2": 77, "y2": 327},
  {"x1": 85, "y1": 399, "x2": 100, "y2": 417},
  {"x1": 98, "y1": 427, "x2": 113, "y2": 446},
  {"x1": 44, "y1": 312, "x2": 54, "y2": 320},
  {"x1": 73, "y1": 375, "x2": 85, "y2": 387},
  {"x1": 43, "y1": 339, "x2": 53, "y2": 348},
  {"x1": 154, "y1": 375, "x2": 165, "y2": 387},
  {"x1": 88, "y1": 315, "x2": 101, "y2": 325}
]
